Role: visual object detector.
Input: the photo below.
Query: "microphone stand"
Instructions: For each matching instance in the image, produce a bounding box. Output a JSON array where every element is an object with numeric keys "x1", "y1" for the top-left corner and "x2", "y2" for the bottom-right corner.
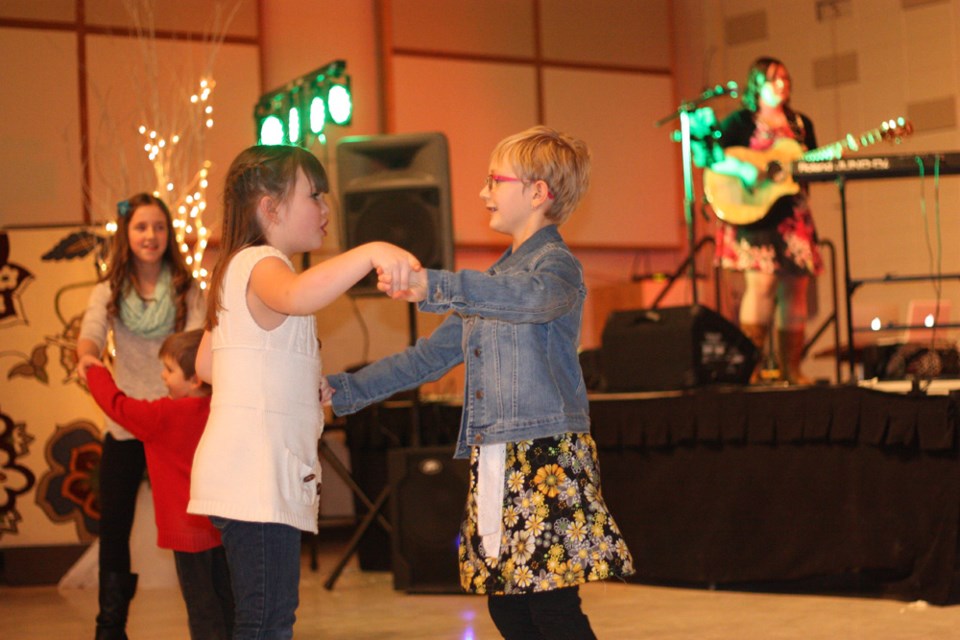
[{"x1": 654, "y1": 83, "x2": 737, "y2": 308}]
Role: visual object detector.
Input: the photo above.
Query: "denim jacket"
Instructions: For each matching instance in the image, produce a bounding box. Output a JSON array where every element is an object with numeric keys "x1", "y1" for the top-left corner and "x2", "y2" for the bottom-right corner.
[{"x1": 328, "y1": 224, "x2": 590, "y2": 458}]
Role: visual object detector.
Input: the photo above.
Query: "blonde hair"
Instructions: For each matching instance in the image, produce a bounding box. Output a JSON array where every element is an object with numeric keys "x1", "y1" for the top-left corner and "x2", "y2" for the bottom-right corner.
[
  {"x1": 205, "y1": 145, "x2": 328, "y2": 329},
  {"x1": 490, "y1": 125, "x2": 591, "y2": 224}
]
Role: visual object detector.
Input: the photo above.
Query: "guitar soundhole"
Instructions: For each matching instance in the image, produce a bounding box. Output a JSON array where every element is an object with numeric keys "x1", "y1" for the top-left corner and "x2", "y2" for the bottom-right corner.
[{"x1": 766, "y1": 161, "x2": 783, "y2": 182}]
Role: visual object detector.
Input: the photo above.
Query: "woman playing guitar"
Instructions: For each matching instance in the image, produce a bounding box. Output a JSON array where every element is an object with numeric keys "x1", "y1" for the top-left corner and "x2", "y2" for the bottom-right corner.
[{"x1": 707, "y1": 56, "x2": 823, "y2": 385}]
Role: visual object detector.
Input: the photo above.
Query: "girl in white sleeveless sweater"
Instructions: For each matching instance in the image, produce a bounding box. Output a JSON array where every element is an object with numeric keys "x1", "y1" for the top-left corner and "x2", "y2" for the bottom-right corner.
[{"x1": 188, "y1": 145, "x2": 419, "y2": 639}]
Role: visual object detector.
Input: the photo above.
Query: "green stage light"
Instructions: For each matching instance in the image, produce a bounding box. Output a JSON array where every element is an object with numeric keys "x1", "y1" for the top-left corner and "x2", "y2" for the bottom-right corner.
[
  {"x1": 328, "y1": 84, "x2": 352, "y2": 126},
  {"x1": 289, "y1": 105, "x2": 301, "y2": 144},
  {"x1": 253, "y1": 59, "x2": 351, "y2": 148},
  {"x1": 259, "y1": 114, "x2": 285, "y2": 145},
  {"x1": 309, "y1": 95, "x2": 326, "y2": 134}
]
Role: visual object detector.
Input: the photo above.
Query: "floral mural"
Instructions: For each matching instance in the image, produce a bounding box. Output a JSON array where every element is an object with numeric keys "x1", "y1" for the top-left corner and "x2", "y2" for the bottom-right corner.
[
  {"x1": 0, "y1": 407, "x2": 36, "y2": 538},
  {"x1": 36, "y1": 420, "x2": 102, "y2": 543}
]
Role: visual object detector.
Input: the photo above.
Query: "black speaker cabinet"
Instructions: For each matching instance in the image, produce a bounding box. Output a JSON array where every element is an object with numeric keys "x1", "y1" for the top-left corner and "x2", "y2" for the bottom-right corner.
[
  {"x1": 337, "y1": 132, "x2": 454, "y2": 295},
  {"x1": 387, "y1": 446, "x2": 468, "y2": 593},
  {"x1": 601, "y1": 305, "x2": 759, "y2": 391}
]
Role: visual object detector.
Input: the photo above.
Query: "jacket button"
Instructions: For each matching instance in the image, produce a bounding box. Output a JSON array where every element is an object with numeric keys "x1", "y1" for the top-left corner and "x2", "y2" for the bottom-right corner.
[
  {"x1": 473, "y1": 348, "x2": 481, "y2": 357},
  {"x1": 474, "y1": 434, "x2": 483, "y2": 444},
  {"x1": 475, "y1": 390, "x2": 484, "y2": 399}
]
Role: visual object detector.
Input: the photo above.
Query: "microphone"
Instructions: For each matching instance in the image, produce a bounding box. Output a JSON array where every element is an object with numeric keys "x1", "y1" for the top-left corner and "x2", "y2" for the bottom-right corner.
[{"x1": 699, "y1": 81, "x2": 739, "y2": 100}]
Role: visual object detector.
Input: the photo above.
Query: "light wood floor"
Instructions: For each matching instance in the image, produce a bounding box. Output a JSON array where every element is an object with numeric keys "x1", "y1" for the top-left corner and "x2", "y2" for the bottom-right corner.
[{"x1": 5, "y1": 536, "x2": 960, "y2": 639}]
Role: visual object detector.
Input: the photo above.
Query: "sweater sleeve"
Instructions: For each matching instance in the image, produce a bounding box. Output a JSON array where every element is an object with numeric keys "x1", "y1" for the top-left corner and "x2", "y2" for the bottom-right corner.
[
  {"x1": 78, "y1": 281, "x2": 112, "y2": 353},
  {"x1": 185, "y1": 284, "x2": 207, "y2": 330},
  {"x1": 86, "y1": 365, "x2": 166, "y2": 442}
]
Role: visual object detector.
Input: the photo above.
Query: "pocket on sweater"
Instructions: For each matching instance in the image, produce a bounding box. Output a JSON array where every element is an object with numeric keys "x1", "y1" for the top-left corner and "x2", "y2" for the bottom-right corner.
[{"x1": 282, "y1": 447, "x2": 320, "y2": 507}]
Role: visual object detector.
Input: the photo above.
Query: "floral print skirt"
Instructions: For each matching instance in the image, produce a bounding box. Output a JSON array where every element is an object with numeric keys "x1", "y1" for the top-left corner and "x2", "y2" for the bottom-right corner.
[
  {"x1": 715, "y1": 194, "x2": 823, "y2": 277},
  {"x1": 458, "y1": 432, "x2": 635, "y2": 595}
]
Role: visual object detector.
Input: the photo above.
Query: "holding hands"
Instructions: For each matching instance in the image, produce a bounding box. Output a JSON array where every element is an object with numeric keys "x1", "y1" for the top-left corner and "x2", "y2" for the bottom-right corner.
[
  {"x1": 378, "y1": 266, "x2": 426, "y2": 302},
  {"x1": 368, "y1": 242, "x2": 422, "y2": 298},
  {"x1": 77, "y1": 353, "x2": 105, "y2": 382}
]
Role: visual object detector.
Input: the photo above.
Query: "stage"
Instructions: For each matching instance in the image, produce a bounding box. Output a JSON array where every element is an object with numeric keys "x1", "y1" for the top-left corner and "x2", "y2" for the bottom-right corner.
[{"x1": 343, "y1": 384, "x2": 960, "y2": 604}]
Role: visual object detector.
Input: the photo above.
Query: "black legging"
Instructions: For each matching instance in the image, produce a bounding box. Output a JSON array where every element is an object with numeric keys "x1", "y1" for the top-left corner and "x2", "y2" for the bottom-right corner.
[
  {"x1": 98, "y1": 433, "x2": 146, "y2": 574},
  {"x1": 487, "y1": 586, "x2": 597, "y2": 640}
]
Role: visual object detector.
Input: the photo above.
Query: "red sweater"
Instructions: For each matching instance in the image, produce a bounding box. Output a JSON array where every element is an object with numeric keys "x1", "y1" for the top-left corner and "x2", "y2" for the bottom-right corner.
[{"x1": 87, "y1": 365, "x2": 221, "y2": 553}]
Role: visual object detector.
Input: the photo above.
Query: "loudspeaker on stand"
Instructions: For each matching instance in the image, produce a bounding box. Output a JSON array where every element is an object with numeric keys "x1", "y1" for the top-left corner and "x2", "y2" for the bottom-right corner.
[{"x1": 337, "y1": 132, "x2": 454, "y2": 295}]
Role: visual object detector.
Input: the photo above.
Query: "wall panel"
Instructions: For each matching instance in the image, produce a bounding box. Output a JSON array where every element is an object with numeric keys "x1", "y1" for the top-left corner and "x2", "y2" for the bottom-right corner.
[
  {"x1": 0, "y1": 29, "x2": 83, "y2": 227},
  {"x1": 540, "y1": 0, "x2": 672, "y2": 68},
  {"x1": 84, "y1": 35, "x2": 259, "y2": 226},
  {"x1": 84, "y1": 0, "x2": 258, "y2": 37},
  {"x1": 543, "y1": 68, "x2": 681, "y2": 248},
  {"x1": 390, "y1": 0, "x2": 534, "y2": 57},
  {"x1": 0, "y1": 0, "x2": 74, "y2": 21}
]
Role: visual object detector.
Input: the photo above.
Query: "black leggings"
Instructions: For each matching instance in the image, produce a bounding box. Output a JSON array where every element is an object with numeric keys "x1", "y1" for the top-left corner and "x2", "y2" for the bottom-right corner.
[
  {"x1": 97, "y1": 433, "x2": 146, "y2": 574},
  {"x1": 487, "y1": 586, "x2": 597, "y2": 640}
]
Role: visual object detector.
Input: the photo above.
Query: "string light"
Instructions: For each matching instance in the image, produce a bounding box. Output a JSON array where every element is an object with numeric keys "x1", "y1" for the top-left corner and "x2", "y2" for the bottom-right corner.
[{"x1": 122, "y1": 78, "x2": 216, "y2": 287}]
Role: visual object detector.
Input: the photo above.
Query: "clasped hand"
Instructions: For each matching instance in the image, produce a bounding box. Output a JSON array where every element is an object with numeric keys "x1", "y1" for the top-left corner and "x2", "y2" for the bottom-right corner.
[
  {"x1": 376, "y1": 261, "x2": 427, "y2": 302},
  {"x1": 76, "y1": 353, "x2": 104, "y2": 382}
]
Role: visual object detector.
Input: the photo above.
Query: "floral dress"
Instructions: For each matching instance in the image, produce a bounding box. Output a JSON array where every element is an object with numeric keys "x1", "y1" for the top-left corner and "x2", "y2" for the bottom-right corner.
[
  {"x1": 458, "y1": 432, "x2": 635, "y2": 595},
  {"x1": 714, "y1": 109, "x2": 824, "y2": 277}
]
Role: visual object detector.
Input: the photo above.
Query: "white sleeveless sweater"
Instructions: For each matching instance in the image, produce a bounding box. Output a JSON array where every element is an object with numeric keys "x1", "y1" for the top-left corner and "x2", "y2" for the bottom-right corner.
[{"x1": 188, "y1": 245, "x2": 322, "y2": 533}]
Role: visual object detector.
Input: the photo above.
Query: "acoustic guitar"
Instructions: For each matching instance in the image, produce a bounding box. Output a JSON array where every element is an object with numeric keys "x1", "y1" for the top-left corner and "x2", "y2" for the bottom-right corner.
[{"x1": 704, "y1": 117, "x2": 913, "y2": 225}]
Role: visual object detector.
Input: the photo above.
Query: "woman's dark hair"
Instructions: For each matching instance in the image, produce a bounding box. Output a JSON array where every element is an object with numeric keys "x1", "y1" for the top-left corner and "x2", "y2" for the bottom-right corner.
[{"x1": 741, "y1": 56, "x2": 790, "y2": 113}]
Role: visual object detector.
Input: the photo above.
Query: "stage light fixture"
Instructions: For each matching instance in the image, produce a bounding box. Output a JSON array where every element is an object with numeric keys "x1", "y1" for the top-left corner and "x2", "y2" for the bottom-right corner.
[
  {"x1": 253, "y1": 59, "x2": 352, "y2": 147},
  {"x1": 328, "y1": 83, "x2": 352, "y2": 125},
  {"x1": 309, "y1": 95, "x2": 326, "y2": 135},
  {"x1": 258, "y1": 114, "x2": 285, "y2": 145}
]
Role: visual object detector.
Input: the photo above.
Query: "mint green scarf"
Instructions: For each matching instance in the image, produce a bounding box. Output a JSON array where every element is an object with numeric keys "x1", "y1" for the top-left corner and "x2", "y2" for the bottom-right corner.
[{"x1": 119, "y1": 265, "x2": 176, "y2": 339}]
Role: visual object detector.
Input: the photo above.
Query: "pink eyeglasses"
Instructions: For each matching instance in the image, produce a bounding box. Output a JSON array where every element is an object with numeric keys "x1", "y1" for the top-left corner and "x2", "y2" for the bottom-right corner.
[{"x1": 483, "y1": 174, "x2": 554, "y2": 199}]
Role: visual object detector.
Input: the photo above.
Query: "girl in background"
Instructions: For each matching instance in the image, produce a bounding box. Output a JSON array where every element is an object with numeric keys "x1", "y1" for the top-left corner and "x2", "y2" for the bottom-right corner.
[{"x1": 77, "y1": 193, "x2": 205, "y2": 639}]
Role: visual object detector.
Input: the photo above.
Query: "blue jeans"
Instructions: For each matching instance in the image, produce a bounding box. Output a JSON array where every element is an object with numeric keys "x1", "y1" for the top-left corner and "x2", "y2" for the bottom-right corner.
[{"x1": 210, "y1": 517, "x2": 301, "y2": 640}]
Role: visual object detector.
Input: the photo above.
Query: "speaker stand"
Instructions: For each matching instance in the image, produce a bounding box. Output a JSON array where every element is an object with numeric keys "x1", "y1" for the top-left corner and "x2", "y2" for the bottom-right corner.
[
  {"x1": 321, "y1": 302, "x2": 422, "y2": 590},
  {"x1": 316, "y1": 437, "x2": 393, "y2": 587}
]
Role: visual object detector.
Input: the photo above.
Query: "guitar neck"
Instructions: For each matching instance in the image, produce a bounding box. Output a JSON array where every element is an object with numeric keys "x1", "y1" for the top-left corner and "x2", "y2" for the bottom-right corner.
[{"x1": 802, "y1": 124, "x2": 901, "y2": 162}]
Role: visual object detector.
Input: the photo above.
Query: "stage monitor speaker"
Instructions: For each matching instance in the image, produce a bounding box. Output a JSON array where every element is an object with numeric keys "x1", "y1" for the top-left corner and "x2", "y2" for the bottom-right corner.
[
  {"x1": 387, "y1": 446, "x2": 468, "y2": 593},
  {"x1": 601, "y1": 305, "x2": 759, "y2": 391},
  {"x1": 337, "y1": 132, "x2": 454, "y2": 295}
]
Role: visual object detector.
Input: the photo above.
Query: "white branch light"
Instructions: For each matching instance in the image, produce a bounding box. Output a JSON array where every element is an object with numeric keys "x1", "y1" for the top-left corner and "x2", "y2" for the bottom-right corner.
[{"x1": 135, "y1": 78, "x2": 215, "y2": 290}]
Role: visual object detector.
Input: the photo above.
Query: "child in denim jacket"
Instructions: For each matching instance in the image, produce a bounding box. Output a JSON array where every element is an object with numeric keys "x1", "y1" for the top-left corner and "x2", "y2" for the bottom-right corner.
[{"x1": 327, "y1": 126, "x2": 634, "y2": 639}]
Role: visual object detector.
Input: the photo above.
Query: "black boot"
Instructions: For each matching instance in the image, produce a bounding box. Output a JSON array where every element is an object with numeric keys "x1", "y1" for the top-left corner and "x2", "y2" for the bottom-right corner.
[{"x1": 95, "y1": 571, "x2": 138, "y2": 640}]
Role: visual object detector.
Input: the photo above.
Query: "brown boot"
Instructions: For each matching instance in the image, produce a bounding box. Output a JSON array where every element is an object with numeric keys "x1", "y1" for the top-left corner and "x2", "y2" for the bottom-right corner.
[
  {"x1": 739, "y1": 323, "x2": 769, "y2": 384},
  {"x1": 777, "y1": 328, "x2": 813, "y2": 385}
]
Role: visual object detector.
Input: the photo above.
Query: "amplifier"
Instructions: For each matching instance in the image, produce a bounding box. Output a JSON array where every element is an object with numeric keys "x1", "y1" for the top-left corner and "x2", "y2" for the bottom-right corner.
[{"x1": 600, "y1": 305, "x2": 759, "y2": 391}]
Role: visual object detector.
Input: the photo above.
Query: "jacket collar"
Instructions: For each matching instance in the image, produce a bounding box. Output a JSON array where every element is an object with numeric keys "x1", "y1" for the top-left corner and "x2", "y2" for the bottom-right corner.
[{"x1": 496, "y1": 224, "x2": 563, "y2": 266}]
